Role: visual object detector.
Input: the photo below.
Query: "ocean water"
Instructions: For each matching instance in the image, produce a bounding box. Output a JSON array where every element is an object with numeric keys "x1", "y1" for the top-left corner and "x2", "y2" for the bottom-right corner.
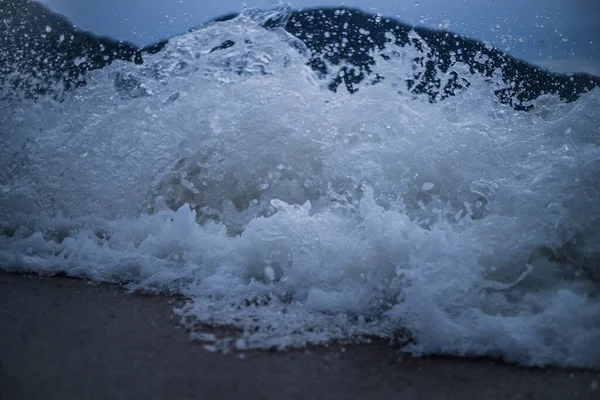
[{"x1": 1, "y1": 10, "x2": 599, "y2": 368}]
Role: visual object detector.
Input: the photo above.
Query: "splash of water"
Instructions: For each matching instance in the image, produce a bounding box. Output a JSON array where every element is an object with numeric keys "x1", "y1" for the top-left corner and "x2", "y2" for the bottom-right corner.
[{"x1": 1, "y1": 11, "x2": 599, "y2": 368}]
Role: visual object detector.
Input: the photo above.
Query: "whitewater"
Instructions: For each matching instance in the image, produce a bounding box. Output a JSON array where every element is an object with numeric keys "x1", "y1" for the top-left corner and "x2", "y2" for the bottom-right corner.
[{"x1": 1, "y1": 10, "x2": 599, "y2": 368}]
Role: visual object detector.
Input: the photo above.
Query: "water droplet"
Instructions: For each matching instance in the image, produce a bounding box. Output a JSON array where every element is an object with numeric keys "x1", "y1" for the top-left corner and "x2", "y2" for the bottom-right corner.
[
  {"x1": 422, "y1": 182, "x2": 434, "y2": 191},
  {"x1": 264, "y1": 266, "x2": 276, "y2": 281}
]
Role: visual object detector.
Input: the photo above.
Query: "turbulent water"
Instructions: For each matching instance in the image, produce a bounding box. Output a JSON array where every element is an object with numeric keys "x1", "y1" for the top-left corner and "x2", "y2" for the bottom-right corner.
[{"x1": 1, "y1": 10, "x2": 600, "y2": 368}]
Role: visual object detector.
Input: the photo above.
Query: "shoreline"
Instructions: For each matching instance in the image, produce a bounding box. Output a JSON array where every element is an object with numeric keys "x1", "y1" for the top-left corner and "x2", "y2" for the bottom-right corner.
[{"x1": 1, "y1": 271, "x2": 598, "y2": 399}]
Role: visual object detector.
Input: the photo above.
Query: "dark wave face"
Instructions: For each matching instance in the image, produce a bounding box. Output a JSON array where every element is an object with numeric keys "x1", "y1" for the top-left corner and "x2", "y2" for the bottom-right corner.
[{"x1": 1, "y1": 2, "x2": 600, "y2": 368}]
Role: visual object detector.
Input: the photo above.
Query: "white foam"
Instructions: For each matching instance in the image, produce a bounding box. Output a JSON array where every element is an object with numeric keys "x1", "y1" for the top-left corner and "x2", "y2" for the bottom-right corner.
[{"x1": 1, "y1": 13, "x2": 599, "y2": 368}]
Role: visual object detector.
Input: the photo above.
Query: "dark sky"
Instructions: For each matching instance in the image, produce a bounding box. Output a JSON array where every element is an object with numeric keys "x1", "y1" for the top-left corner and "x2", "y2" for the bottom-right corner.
[{"x1": 39, "y1": 0, "x2": 600, "y2": 74}]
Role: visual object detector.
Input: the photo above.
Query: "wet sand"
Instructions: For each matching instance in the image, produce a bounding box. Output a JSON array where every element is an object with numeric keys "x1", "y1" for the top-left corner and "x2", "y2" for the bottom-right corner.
[{"x1": 0, "y1": 271, "x2": 598, "y2": 400}]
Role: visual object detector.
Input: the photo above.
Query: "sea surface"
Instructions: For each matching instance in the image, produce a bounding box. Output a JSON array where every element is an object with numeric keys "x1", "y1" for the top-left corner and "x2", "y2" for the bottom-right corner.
[{"x1": 1, "y1": 9, "x2": 599, "y2": 368}]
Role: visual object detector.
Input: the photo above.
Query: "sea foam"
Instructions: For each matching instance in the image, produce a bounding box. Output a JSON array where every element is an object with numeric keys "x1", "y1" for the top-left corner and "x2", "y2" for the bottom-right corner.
[{"x1": 1, "y1": 11, "x2": 599, "y2": 368}]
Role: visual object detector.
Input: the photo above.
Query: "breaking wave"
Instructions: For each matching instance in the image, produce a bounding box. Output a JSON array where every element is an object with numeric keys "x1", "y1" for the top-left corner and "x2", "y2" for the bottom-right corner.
[{"x1": 1, "y1": 9, "x2": 599, "y2": 368}]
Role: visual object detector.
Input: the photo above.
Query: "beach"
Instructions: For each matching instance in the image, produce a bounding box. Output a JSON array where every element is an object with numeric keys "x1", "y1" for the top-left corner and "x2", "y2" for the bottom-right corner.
[{"x1": 0, "y1": 271, "x2": 598, "y2": 400}]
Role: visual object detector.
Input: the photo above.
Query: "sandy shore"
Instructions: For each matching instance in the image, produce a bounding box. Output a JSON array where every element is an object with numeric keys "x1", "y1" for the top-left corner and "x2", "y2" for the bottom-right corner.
[{"x1": 0, "y1": 271, "x2": 598, "y2": 400}]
